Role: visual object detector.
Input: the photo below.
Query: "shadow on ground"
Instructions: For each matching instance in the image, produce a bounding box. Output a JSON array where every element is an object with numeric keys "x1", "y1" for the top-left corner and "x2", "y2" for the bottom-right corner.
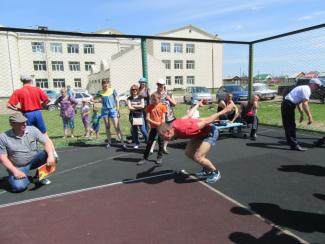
[
  {"x1": 122, "y1": 166, "x2": 200, "y2": 184},
  {"x1": 278, "y1": 165, "x2": 325, "y2": 176},
  {"x1": 229, "y1": 227, "x2": 302, "y2": 244},
  {"x1": 232, "y1": 203, "x2": 325, "y2": 233}
]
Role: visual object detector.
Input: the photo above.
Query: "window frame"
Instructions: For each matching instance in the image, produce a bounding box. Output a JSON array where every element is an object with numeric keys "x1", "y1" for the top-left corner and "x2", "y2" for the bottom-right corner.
[
  {"x1": 51, "y1": 61, "x2": 64, "y2": 71},
  {"x1": 31, "y1": 42, "x2": 45, "y2": 53},
  {"x1": 186, "y1": 76, "x2": 195, "y2": 85},
  {"x1": 186, "y1": 44, "x2": 195, "y2": 53},
  {"x1": 174, "y1": 60, "x2": 183, "y2": 69},
  {"x1": 67, "y1": 44, "x2": 79, "y2": 54},
  {"x1": 161, "y1": 42, "x2": 171, "y2": 53},
  {"x1": 35, "y1": 79, "x2": 49, "y2": 88},
  {"x1": 74, "y1": 78, "x2": 82, "y2": 88},
  {"x1": 33, "y1": 61, "x2": 47, "y2": 71},
  {"x1": 175, "y1": 76, "x2": 183, "y2": 85},
  {"x1": 53, "y1": 79, "x2": 66, "y2": 88},
  {"x1": 69, "y1": 61, "x2": 81, "y2": 71},
  {"x1": 85, "y1": 61, "x2": 95, "y2": 71},
  {"x1": 83, "y1": 44, "x2": 95, "y2": 54},
  {"x1": 186, "y1": 60, "x2": 195, "y2": 69},
  {"x1": 162, "y1": 60, "x2": 171, "y2": 69},
  {"x1": 50, "y1": 43, "x2": 62, "y2": 53},
  {"x1": 174, "y1": 43, "x2": 183, "y2": 53}
]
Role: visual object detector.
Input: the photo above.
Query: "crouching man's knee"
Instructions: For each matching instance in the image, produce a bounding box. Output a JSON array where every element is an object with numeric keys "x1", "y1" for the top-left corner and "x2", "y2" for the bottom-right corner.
[{"x1": 10, "y1": 178, "x2": 29, "y2": 193}]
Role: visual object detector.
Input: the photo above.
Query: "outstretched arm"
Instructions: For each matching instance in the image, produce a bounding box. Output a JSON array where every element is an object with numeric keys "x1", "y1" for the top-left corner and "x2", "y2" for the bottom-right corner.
[
  {"x1": 182, "y1": 100, "x2": 203, "y2": 119},
  {"x1": 196, "y1": 106, "x2": 231, "y2": 129}
]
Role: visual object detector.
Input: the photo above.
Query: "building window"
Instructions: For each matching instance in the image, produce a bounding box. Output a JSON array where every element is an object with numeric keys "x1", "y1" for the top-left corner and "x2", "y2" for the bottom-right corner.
[
  {"x1": 174, "y1": 60, "x2": 183, "y2": 69},
  {"x1": 187, "y1": 76, "x2": 195, "y2": 85},
  {"x1": 50, "y1": 43, "x2": 62, "y2": 53},
  {"x1": 166, "y1": 76, "x2": 171, "y2": 86},
  {"x1": 33, "y1": 61, "x2": 47, "y2": 71},
  {"x1": 69, "y1": 61, "x2": 80, "y2": 71},
  {"x1": 35, "y1": 79, "x2": 49, "y2": 88},
  {"x1": 84, "y1": 44, "x2": 94, "y2": 54},
  {"x1": 74, "y1": 78, "x2": 82, "y2": 88},
  {"x1": 174, "y1": 43, "x2": 183, "y2": 53},
  {"x1": 85, "y1": 61, "x2": 95, "y2": 71},
  {"x1": 53, "y1": 79, "x2": 66, "y2": 88},
  {"x1": 161, "y1": 43, "x2": 170, "y2": 52},
  {"x1": 186, "y1": 60, "x2": 195, "y2": 69},
  {"x1": 31, "y1": 42, "x2": 44, "y2": 53},
  {"x1": 67, "y1": 44, "x2": 79, "y2": 54},
  {"x1": 186, "y1": 44, "x2": 195, "y2": 53},
  {"x1": 175, "y1": 76, "x2": 183, "y2": 85},
  {"x1": 162, "y1": 60, "x2": 171, "y2": 69},
  {"x1": 52, "y1": 61, "x2": 64, "y2": 71}
]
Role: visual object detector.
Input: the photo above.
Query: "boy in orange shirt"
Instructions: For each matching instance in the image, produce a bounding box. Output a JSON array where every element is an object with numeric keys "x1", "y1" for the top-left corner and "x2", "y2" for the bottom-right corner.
[{"x1": 137, "y1": 93, "x2": 167, "y2": 165}]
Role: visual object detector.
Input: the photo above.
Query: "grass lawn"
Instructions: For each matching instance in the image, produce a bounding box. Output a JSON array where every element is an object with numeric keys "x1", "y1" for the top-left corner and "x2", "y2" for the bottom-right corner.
[{"x1": 0, "y1": 101, "x2": 324, "y2": 148}]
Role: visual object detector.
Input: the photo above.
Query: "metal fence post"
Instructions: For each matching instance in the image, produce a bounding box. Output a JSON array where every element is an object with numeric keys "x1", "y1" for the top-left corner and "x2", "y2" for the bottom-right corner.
[
  {"x1": 141, "y1": 38, "x2": 148, "y2": 81},
  {"x1": 248, "y1": 43, "x2": 254, "y2": 100}
]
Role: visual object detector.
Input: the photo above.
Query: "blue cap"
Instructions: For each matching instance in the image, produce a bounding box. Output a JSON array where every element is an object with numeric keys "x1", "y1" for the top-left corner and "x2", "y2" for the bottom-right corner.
[{"x1": 139, "y1": 77, "x2": 147, "y2": 83}]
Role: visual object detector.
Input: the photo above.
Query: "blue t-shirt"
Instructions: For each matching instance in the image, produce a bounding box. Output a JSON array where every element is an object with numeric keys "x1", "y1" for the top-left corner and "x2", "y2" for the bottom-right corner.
[{"x1": 97, "y1": 89, "x2": 117, "y2": 109}]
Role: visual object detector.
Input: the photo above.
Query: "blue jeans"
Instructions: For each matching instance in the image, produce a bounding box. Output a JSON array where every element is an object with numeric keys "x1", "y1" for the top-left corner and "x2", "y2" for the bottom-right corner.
[
  {"x1": 129, "y1": 115, "x2": 148, "y2": 145},
  {"x1": 8, "y1": 151, "x2": 48, "y2": 192}
]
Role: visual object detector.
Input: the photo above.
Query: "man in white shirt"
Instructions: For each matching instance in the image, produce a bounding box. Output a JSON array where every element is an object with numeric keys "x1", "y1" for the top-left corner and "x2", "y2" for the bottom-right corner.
[{"x1": 281, "y1": 78, "x2": 322, "y2": 151}]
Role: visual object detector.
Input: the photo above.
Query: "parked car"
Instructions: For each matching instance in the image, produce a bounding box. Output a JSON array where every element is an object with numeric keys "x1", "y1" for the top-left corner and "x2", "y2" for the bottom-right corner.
[
  {"x1": 74, "y1": 91, "x2": 93, "y2": 105},
  {"x1": 283, "y1": 78, "x2": 325, "y2": 103},
  {"x1": 43, "y1": 89, "x2": 59, "y2": 99},
  {"x1": 216, "y1": 85, "x2": 248, "y2": 103},
  {"x1": 252, "y1": 83, "x2": 277, "y2": 100},
  {"x1": 46, "y1": 91, "x2": 93, "y2": 111},
  {"x1": 118, "y1": 91, "x2": 130, "y2": 107},
  {"x1": 183, "y1": 86, "x2": 213, "y2": 104}
]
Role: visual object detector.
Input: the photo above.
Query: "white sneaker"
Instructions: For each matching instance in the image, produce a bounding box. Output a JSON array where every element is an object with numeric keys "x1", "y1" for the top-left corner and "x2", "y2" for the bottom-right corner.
[
  {"x1": 133, "y1": 145, "x2": 139, "y2": 149},
  {"x1": 40, "y1": 178, "x2": 51, "y2": 185}
]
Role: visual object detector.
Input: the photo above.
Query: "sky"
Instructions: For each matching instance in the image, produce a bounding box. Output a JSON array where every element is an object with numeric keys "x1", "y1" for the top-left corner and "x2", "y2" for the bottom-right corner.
[{"x1": 1, "y1": 0, "x2": 325, "y2": 76}]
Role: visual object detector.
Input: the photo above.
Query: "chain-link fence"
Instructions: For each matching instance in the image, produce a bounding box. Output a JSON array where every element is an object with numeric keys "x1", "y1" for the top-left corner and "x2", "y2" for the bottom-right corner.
[{"x1": 0, "y1": 24, "x2": 324, "y2": 146}]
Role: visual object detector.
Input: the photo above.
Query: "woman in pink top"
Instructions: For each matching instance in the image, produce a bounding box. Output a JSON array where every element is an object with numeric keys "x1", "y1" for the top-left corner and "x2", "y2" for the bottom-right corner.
[{"x1": 158, "y1": 101, "x2": 231, "y2": 183}]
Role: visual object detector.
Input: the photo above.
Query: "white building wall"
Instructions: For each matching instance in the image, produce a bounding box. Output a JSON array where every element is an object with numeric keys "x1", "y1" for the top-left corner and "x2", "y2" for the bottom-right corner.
[
  {"x1": 0, "y1": 31, "x2": 138, "y2": 96},
  {"x1": 0, "y1": 32, "x2": 20, "y2": 96},
  {"x1": 149, "y1": 26, "x2": 223, "y2": 89},
  {"x1": 110, "y1": 47, "x2": 165, "y2": 94}
]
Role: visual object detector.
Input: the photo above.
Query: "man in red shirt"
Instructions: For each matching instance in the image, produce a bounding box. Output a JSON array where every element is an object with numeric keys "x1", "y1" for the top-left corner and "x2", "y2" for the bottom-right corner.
[
  {"x1": 158, "y1": 101, "x2": 229, "y2": 183},
  {"x1": 7, "y1": 75, "x2": 58, "y2": 161}
]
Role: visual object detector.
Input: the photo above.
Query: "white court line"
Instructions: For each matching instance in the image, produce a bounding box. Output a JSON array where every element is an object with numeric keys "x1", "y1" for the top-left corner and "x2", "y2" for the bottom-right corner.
[
  {"x1": 0, "y1": 171, "x2": 175, "y2": 209},
  {"x1": 0, "y1": 152, "x2": 133, "y2": 197},
  {"x1": 195, "y1": 178, "x2": 309, "y2": 244},
  {"x1": 0, "y1": 169, "x2": 309, "y2": 243},
  {"x1": 54, "y1": 152, "x2": 133, "y2": 176}
]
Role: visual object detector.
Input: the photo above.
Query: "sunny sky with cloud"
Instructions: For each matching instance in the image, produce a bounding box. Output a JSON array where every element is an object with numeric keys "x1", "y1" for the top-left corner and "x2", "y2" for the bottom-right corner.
[{"x1": 1, "y1": 0, "x2": 324, "y2": 76}]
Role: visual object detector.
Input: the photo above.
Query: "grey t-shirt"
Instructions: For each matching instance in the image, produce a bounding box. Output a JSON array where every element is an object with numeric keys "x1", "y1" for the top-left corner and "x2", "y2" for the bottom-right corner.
[{"x1": 0, "y1": 126, "x2": 46, "y2": 167}]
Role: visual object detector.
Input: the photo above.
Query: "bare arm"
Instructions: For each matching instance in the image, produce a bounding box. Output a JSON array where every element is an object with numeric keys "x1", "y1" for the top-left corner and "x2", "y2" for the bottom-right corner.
[
  {"x1": 0, "y1": 154, "x2": 26, "y2": 179},
  {"x1": 182, "y1": 100, "x2": 203, "y2": 119},
  {"x1": 301, "y1": 100, "x2": 313, "y2": 124},
  {"x1": 7, "y1": 103, "x2": 20, "y2": 111},
  {"x1": 166, "y1": 94, "x2": 177, "y2": 106},
  {"x1": 43, "y1": 139, "x2": 56, "y2": 166}
]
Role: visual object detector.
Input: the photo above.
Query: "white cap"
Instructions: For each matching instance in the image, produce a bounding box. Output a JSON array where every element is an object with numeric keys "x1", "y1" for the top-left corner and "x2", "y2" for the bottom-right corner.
[
  {"x1": 310, "y1": 78, "x2": 323, "y2": 87},
  {"x1": 156, "y1": 78, "x2": 166, "y2": 85},
  {"x1": 20, "y1": 74, "x2": 32, "y2": 82}
]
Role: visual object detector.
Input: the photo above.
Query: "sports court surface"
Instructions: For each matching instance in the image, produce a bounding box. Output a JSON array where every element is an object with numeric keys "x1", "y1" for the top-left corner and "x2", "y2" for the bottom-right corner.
[{"x1": 0, "y1": 125, "x2": 324, "y2": 244}]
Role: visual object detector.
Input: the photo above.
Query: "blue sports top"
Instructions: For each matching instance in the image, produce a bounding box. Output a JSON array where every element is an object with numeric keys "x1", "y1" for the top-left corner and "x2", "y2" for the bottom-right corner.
[{"x1": 97, "y1": 88, "x2": 118, "y2": 109}]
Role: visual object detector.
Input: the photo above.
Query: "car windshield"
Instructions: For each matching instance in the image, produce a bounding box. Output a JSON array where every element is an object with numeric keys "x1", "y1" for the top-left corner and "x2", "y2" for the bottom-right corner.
[
  {"x1": 254, "y1": 84, "x2": 268, "y2": 91},
  {"x1": 225, "y1": 86, "x2": 245, "y2": 92},
  {"x1": 192, "y1": 87, "x2": 209, "y2": 93},
  {"x1": 320, "y1": 78, "x2": 325, "y2": 86}
]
